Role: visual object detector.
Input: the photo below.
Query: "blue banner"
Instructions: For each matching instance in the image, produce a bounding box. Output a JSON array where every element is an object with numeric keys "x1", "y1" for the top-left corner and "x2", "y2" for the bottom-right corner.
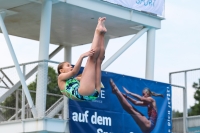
[{"x1": 69, "y1": 71, "x2": 172, "y2": 133}]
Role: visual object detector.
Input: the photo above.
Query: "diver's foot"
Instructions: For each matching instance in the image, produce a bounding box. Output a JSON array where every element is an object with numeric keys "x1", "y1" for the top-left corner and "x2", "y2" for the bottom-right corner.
[
  {"x1": 123, "y1": 87, "x2": 131, "y2": 95},
  {"x1": 96, "y1": 17, "x2": 107, "y2": 33},
  {"x1": 109, "y1": 79, "x2": 119, "y2": 94},
  {"x1": 101, "y1": 17, "x2": 107, "y2": 33}
]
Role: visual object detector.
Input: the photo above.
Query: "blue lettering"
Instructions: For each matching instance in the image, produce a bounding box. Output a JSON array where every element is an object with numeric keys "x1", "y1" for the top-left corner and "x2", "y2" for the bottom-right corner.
[{"x1": 136, "y1": 0, "x2": 156, "y2": 6}]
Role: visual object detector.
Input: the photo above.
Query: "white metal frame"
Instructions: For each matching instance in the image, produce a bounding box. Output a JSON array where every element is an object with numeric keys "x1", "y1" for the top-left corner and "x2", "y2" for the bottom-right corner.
[
  {"x1": 170, "y1": 71, "x2": 189, "y2": 133},
  {"x1": 169, "y1": 68, "x2": 200, "y2": 133},
  {"x1": 146, "y1": 28, "x2": 156, "y2": 80},
  {"x1": 170, "y1": 84, "x2": 187, "y2": 133},
  {"x1": 0, "y1": 12, "x2": 37, "y2": 118},
  {"x1": 63, "y1": 46, "x2": 71, "y2": 133},
  {"x1": 36, "y1": 0, "x2": 53, "y2": 118},
  {"x1": 0, "y1": 46, "x2": 63, "y2": 104}
]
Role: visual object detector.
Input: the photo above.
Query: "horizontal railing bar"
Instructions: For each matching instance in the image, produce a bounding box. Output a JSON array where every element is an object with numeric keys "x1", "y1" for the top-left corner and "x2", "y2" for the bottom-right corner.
[
  {"x1": 0, "y1": 60, "x2": 60, "y2": 70},
  {"x1": 0, "y1": 105, "x2": 16, "y2": 110},
  {"x1": 170, "y1": 68, "x2": 200, "y2": 74},
  {"x1": 171, "y1": 84, "x2": 185, "y2": 89},
  {"x1": 17, "y1": 89, "x2": 62, "y2": 97}
]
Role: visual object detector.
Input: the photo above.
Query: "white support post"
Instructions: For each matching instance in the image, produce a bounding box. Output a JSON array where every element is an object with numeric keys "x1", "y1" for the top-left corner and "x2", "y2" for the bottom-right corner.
[
  {"x1": 36, "y1": 0, "x2": 52, "y2": 118},
  {"x1": 0, "y1": 12, "x2": 37, "y2": 118},
  {"x1": 64, "y1": 46, "x2": 71, "y2": 121},
  {"x1": 102, "y1": 28, "x2": 149, "y2": 70},
  {"x1": 64, "y1": 46, "x2": 72, "y2": 61},
  {"x1": 22, "y1": 65, "x2": 26, "y2": 119},
  {"x1": 145, "y1": 28, "x2": 156, "y2": 80},
  {"x1": 183, "y1": 72, "x2": 188, "y2": 133},
  {"x1": 26, "y1": 102, "x2": 29, "y2": 118}
]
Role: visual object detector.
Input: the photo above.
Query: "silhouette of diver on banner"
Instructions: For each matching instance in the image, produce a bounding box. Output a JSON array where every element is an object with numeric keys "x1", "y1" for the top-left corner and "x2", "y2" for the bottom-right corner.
[{"x1": 109, "y1": 79, "x2": 164, "y2": 133}]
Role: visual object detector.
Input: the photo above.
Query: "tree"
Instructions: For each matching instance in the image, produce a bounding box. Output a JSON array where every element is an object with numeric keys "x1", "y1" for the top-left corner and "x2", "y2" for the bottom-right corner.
[
  {"x1": 1, "y1": 66, "x2": 61, "y2": 119},
  {"x1": 172, "y1": 110, "x2": 183, "y2": 118},
  {"x1": 28, "y1": 66, "x2": 61, "y2": 110},
  {"x1": 188, "y1": 79, "x2": 200, "y2": 116}
]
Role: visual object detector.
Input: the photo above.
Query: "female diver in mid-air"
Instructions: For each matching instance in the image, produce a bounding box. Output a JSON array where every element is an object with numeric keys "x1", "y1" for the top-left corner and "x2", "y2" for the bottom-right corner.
[
  {"x1": 57, "y1": 17, "x2": 107, "y2": 101},
  {"x1": 109, "y1": 79, "x2": 163, "y2": 133}
]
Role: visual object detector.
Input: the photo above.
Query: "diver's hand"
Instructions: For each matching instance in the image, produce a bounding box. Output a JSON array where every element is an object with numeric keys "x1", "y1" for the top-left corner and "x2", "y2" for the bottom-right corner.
[{"x1": 81, "y1": 49, "x2": 95, "y2": 58}]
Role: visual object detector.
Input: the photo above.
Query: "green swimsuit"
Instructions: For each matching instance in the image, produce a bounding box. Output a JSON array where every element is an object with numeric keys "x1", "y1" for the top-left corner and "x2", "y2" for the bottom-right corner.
[{"x1": 60, "y1": 77, "x2": 99, "y2": 101}]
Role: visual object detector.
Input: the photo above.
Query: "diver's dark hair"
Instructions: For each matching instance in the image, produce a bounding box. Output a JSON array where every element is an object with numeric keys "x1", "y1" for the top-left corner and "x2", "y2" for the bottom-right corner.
[
  {"x1": 143, "y1": 88, "x2": 164, "y2": 97},
  {"x1": 57, "y1": 62, "x2": 67, "y2": 75}
]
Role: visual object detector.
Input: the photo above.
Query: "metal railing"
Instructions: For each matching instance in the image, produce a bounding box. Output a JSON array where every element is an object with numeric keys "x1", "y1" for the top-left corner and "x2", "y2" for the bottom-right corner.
[
  {"x1": 173, "y1": 115, "x2": 200, "y2": 133},
  {"x1": 170, "y1": 68, "x2": 200, "y2": 133},
  {"x1": 0, "y1": 60, "x2": 64, "y2": 122}
]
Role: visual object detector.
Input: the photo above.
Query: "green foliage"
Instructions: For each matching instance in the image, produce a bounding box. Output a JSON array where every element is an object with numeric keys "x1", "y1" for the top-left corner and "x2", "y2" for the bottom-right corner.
[
  {"x1": 188, "y1": 79, "x2": 200, "y2": 116},
  {"x1": 28, "y1": 66, "x2": 61, "y2": 108},
  {"x1": 172, "y1": 110, "x2": 183, "y2": 118},
  {"x1": 46, "y1": 67, "x2": 60, "y2": 110},
  {"x1": 1, "y1": 93, "x2": 18, "y2": 119},
  {"x1": 47, "y1": 66, "x2": 59, "y2": 94},
  {"x1": 1, "y1": 66, "x2": 61, "y2": 119}
]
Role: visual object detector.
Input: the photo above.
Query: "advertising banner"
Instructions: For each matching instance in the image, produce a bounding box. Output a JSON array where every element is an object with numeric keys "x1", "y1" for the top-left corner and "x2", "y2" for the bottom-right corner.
[
  {"x1": 103, "y1": 0, "x2": 165, "y2": 16},
  {"x1": 69, "y1": 71, "x2": 172, "y2": 133}
]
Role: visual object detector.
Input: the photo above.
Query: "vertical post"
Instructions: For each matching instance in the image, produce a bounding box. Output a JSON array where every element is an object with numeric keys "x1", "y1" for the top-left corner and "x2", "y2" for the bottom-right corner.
[
  {"x1": 63, "y1": 46, "x2": 71, "y2": 120},
  {"x1": 183, "y1": 72, "x2": 188, "y2": 133},
  {"x1": 29, "y1": 107, "x2": 32, "y2": 118},
  {"x1": 21, "y1": 65, "x2": 26, "y2": 119},
  {"x1": 145, "y1": 28, "x2": 156, "y2": 80},
  {"x1": 64, "y1": 46, "x2": 72, "y2": 60},
  {"x1": 104, "y1": 35, "x2": 110, "y2": 49},
  {"x1": 15, "y1": 90, "x2": 19, "y2": 120},
  {"x1": 0, "y1": 12, "x2": 37, "y2": 118},
  {"x1": 26, "y1": 102, "x2": 29, "y2": 118},
  {"x1": 169, "y1": 73, "x2": 172, "y2": 84},
  {"x1": 61, "y1": 109, "x2": 64, "y2": 119},
  {"x1": 36, "y1": 0, "x2": 52, "y2": 118}
]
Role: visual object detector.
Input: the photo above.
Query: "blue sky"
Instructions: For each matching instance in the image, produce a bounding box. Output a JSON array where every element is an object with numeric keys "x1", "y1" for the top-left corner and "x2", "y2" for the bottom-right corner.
[{"x1": 0, "y1": 0, "x2": 200, "y2": 111}]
